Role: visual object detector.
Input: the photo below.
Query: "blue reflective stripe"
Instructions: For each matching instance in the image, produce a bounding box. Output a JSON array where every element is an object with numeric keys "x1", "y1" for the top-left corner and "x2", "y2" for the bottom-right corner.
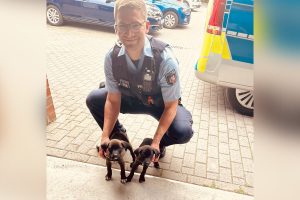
[
  {"x1": 227, "y1": 36, "x2": 253, "y2": 63},
  {"x1": 223, "y1": 0, "x2": 254, "y2": 64}
]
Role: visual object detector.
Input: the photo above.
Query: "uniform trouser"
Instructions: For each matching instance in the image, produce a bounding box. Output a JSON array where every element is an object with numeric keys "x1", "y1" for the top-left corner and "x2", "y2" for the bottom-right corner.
[{"x1": 86, "y1": 88, "x2": 194, "y2": 148}]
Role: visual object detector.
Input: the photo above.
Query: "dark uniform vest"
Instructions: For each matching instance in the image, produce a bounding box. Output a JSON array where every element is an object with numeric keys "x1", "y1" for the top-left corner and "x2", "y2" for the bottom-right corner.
[{"x1": 111, "y1": 36, "x2": 168, "y2": 107}]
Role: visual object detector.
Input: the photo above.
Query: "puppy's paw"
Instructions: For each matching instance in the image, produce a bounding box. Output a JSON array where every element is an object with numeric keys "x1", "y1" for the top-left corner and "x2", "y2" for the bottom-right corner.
[
  {"x1": 126, "y1": 178, "x2": 132, "y2": 183},
  {"x1": 105, "y1": 175, "x2": 112, "y2": 181},
  {"x1": 120, "y1": 178, "x2": 127, "y2": 184},
  {"x1": 139, "y1": 177, "x2": 145, "y2": 183}
]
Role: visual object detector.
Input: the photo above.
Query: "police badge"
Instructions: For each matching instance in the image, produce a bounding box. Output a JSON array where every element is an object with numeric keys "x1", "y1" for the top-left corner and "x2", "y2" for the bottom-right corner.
[{"x1": 165, "y1": 69, "x2": 177, "y2": 85}]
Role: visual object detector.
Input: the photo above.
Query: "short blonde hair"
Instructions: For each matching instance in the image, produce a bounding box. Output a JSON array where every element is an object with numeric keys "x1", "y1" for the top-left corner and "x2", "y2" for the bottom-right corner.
[{"x1": 114, "y1": 0, "x2": 147, "y2": 23}]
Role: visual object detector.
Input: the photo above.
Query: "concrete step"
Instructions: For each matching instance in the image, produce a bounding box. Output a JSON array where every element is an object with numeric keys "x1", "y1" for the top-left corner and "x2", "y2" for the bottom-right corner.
[{"x1": 47, "y1": 156, "x2": 253, "y2": 200}]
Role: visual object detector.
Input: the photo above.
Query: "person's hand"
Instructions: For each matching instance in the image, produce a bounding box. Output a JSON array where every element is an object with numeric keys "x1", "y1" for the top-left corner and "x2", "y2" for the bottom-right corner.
[
  {"x1": 98, "y1": 136, "x2": 110, "y2": 159},
  {"x1": 151, "y1": 142, "x2": 160, "y2": 162}
]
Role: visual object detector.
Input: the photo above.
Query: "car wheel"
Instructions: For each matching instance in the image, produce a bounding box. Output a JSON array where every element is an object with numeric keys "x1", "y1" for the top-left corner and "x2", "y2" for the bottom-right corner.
[
  {"x1": 163, "y1": 11, "x2": 178, "y2": 29},
  {"x1": 226, "y1": 88, "x2": 254, "y2": 116},
  {"x1": 47, "y1": 5, "x2": 63, "y2": 26}
]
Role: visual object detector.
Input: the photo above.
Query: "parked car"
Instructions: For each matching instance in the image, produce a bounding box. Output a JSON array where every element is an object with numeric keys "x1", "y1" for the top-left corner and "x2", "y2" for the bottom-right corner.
[
  {"x1": 180, "y1": 0, "x2": 202, "y2": 11},
  {"x1": 195, "y1": 0, "x2": 254, "y2": 116},
  {"x1": 147, "y1": 0, "x2": 191, "y2": 29},
  {"x1": 146, "y1": 2, "x2": 164, "y2": 32},
  {"x1": 46, "y1": 0, "x2": 163, "y2": 33}
]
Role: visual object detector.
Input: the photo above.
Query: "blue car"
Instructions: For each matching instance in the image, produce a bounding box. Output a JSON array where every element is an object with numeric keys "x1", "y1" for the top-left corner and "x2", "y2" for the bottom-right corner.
[
  {"x1": 195, "y1": 0, "x2": 254, "y2": 116},
  {"x1": 148, "y1": 0, "x2": 191, "y2": 29},
  {"x1": 46, "y1": 0, "x2": 163, "y2": 33}
]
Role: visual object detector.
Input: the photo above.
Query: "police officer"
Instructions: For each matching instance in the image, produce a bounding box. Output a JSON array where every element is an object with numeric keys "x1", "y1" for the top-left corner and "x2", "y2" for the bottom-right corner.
[{"x1": 86, "y1": 0, "x2": 193, "y2": 161}]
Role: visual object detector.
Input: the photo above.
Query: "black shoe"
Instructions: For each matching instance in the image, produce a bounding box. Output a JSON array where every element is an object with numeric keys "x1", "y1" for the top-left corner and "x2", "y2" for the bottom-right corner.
[
  {"x1": 99, "y1": 81, "x2": 105, "y2": 89},
  {"x1": 159, "y1": 146, "x2": 166, "y2": 159},
  {"x1": 118, "y1": 124, "x2": 126, "y2": 134}
]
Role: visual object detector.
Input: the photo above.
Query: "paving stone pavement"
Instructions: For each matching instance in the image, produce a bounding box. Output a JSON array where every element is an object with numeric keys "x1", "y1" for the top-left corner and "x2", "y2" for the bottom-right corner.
[{"x1": 47, "y1": 6, "x2": 254, "y2": 196}]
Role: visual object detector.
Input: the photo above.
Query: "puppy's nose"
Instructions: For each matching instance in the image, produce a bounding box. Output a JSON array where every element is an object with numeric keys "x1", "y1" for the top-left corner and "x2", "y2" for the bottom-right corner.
[
  {"x1": 113, "y1": 153, "x2": 118, "y2": 157},
  {"x1": 111, "y1": 153, "x2": 118, "y2": 159}
]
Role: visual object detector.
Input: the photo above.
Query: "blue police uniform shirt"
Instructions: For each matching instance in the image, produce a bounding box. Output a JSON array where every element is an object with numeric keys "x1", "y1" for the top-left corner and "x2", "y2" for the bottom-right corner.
[{"x1": 104, "y1": 36, "x2": 181, "y2": 103}]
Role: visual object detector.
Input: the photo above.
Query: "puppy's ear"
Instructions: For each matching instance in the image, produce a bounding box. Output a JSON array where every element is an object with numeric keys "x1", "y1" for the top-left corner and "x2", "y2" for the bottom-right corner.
[
  {"x1": 153, "y1": 149, "x2": 160, "y2": 158},
  {"x1": 121, "y1": 141, "x2": 132, "y2": 151},
  {"x1": 134, "y1": 147, "x2": 141, "y2": 156},
  {"x1": 101, "y1": 143, "x2": 109, "y2": 152}
]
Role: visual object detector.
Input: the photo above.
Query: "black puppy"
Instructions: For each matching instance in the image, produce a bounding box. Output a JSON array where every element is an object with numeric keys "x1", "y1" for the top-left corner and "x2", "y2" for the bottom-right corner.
[
  {"x1": 126, "y1": 138, "x2": 160, "y2": 183},
  {"x1": 99, "y1": 131, "x2": 135, "y2": 184}
]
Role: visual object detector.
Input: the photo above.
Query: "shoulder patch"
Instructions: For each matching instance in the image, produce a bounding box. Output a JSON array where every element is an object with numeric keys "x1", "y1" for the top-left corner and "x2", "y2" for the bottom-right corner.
[{"x1": 165, "y1": 69, "x2": 177, "y2": 85}]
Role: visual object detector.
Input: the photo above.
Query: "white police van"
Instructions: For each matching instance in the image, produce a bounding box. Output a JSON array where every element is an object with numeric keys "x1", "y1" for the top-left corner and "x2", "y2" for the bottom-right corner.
[{"x1": 195, "y1": 0, "x2": 254, "y2": 116}]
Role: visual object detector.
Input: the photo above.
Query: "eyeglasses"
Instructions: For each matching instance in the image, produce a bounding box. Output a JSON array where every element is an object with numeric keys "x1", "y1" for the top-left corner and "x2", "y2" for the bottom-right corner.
[{"x1": 114, "y1": 21, "x2": 146, "y2": 33}]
